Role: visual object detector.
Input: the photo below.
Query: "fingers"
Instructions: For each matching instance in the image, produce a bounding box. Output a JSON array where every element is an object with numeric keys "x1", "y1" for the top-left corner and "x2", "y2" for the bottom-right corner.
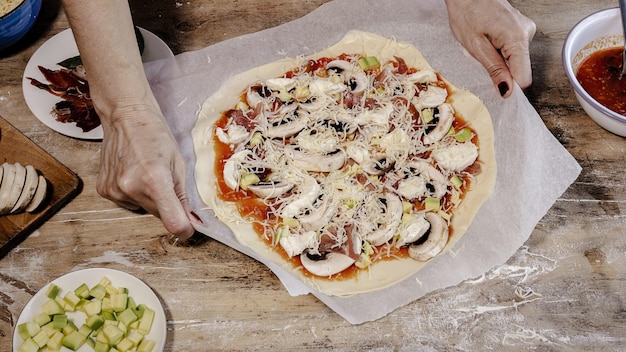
[
  {"x1": 97, "y1": 161, "x2": 196, "y2": 240},
  {"x1": 101, "y1": 184, "x2": 196, "y2": 240},
  {"x1": 469, "y1": 36, "x2": 515, "y2": 97},
  {"x1": 151, "y1": 184, "x2": 196, "y2": 240},
  {"x1": 445, "y1": 0, "x2": 536, "y2": 98},
  {"x1": 500, "y1": 36, "x2": 535, "y2": 90},
  {"x1": 468, "y1": 34, "x2": 536, "y2": 98}
]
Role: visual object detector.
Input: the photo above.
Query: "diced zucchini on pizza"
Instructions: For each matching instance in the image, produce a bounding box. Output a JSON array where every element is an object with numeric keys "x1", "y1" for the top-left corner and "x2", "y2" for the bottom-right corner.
[
  {"x1": 212, "y1": 51, "x2": 482, "y2": 276},
  {"x1": 0, "y1": 162, "x2": 48, "y2": 216},
  {"x1": 17, "y1": 277, "x2": 156, "y2": 352}
]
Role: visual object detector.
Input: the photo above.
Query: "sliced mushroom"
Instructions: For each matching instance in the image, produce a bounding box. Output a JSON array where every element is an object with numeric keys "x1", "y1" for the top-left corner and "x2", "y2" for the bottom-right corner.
[
  {"x1": 408, "y1": 212, "x2": 449, "y2": 261},
  {"x1": 396, "y1": 175, "x2": 428, "y2": 200},
  {"x1": 346, "y1": 74, "x2": 369, "y2": 94},
  {"x1": 281, "y1": 175, "x2": 321, "y2": 218},
  {"x1": 399, "y1": 81, "x2": 417, "y2": 100},
  {"x1": 246, "y1": 86, "x2": 269, "y2": 109},
  {"x1": 264, "y1": 109, "x2": 308, "y2": 138},
  {"x1": 223, "y1": 150, "x2": 252, "y2": 190},
  {"x1": 0, "y1": 162, "x2": 24, "y2": 214},
  {"x1": 10, "y1": 164, "x2": 39, "y2": 214},
  {"x1": 279, "y1": 230, "x2": 317, "y2": 257},
  {"x1": 322, "y1": 115, "x2": 358, "y2": 136},
  {"x1": 25, "y1": 175, "x2": 48, "y2": 213},
  {"x1": 215, "y1": 124, "x2": 250, "y2": 145},
  {"x1": 326, "y1": 60, "x2": 368, "y2": 93},
  {"x1": 432, "y1": 142, "x2": 479, "y2": 172},
  {"x1": 265, "y1": 100, "x2": 298, "y2": 119},
  {"x1": 264, "y1": 77, "x2": 297, "y2": 92},
  {"x1": 300, "y1": 233, "x2": 362, "y2": 277},
  {"x1": 423, "y1": 103, "x2": 455, "y2": 145},
  {"x1": 415, "y1": 85, "x2": 448, "y2": 109},
  {"x1": 308, "y1": 79, "x2": 346, "y2": 97},
  {"x1": 366, "y1": 193, "x2": 403, "y2": 246},
  {"x1": 361, "y1": 154, "x2": 395, "y2": 176},
  {"x1": 0, "y1": 163, "x2": 16, "y2": 214},
  {"x1": 345, "y1": 144, "x2": 370, "y2": 164},
  {"x1": 0, "y1": 163, "x2": 49, "y2": 216},
  {"x1": 406, "y1": 69, "x2": 438, "y2": 84},
  {"x1": 284, "y1": 145, "x2": 346, "y2": 172},
  {"x1": 326, "y1": 59, "x2": 353, "y2": 75},
  {"x1": 298, "y1": 197, "x2": 339, "y2": 231},
  {"x1": 247, "y1": 180, "x2": 294, "y2": 199},
  {"x1": 300, "y1": 251, "x2": 356, "y2": 277},
  {"x1": 404, "y1": 160, "x2": 448, "y2": 198},
  {"x1": 298, "y1": 97, "x2": 327, "y2": 112},
  {"x1": 396, "y1": 215, "x2": 430, "y2": 247},
  {"x1": 354, "y1": 104, "x2": 393, "y2": 127}
]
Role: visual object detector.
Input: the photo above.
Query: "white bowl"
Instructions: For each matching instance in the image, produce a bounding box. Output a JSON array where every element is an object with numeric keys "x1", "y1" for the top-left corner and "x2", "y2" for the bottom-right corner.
[{"x1": 562, "y1": 7, "x2": 626, "y2": 136}]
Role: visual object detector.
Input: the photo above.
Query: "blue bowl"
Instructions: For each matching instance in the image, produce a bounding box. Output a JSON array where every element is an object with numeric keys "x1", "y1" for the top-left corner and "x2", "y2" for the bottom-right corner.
[{"x1": 0, "y1": 0, "x2": 42, "y2": 51}]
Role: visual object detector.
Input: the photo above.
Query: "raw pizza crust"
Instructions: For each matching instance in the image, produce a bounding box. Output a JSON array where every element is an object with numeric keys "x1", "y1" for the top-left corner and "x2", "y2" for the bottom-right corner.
[{"x1": 192, "y1": 30, "x2": 496, "y2": 296}]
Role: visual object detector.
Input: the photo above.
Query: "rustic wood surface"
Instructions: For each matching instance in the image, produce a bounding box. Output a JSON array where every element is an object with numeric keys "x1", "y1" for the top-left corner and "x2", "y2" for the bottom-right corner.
[{"x1": 1, "y1": 0, "x2": 625, "y2": 351}]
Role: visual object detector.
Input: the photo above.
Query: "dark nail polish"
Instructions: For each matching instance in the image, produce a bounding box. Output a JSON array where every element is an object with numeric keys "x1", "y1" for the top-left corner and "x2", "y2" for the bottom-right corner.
[
  {"x1": 181, "y1": 231, "x2": 209, "y2": 246},
  {"x1": 190, "y1": 210, "x2": 204, "y2": 224},
  {"x1": 498, "y1": 81, "x2": 509, "y2": 97}
]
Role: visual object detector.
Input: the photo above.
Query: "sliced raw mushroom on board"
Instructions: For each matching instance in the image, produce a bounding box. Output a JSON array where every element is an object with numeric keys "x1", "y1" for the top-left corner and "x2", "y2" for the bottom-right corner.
[
  {"x1": 11, "y1": 164, "x2": 39, "y2": 213},
  {"x1": 0, "y1": 162, "x2": 19, "y2": 214},
  {"x1": 24, "y1": 175, "x2": 48, "y2": 213},
  {"x1": 0, "y1": 162, "x2": 49, "y2": 215}
]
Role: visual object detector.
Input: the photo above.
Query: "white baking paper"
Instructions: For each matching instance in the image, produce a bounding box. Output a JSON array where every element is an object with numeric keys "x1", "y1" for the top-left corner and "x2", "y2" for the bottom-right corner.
[{"x1": 143, "y1": 0, "x2": 582, "y2": 324}]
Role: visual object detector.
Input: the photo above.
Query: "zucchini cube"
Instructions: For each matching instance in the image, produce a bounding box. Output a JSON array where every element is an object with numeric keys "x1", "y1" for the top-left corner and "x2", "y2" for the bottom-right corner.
[
  {"x1": 42, "y1": 299, "x2": 64, "y2": 316},
  {"x1": 45, "y1": 284, "x2": 61, "y2": 299},
  {"x1": 46, "y1": 330, "x2": 64, "y2": 350},
  {"x1": 17, "y1": 322, "x2": 41, "y2": 340},
  {"x1": 62, "y1": 330, "x2": 87, "y2": 351},
  {"x1": 32, "y1": 312, "x2": 51, "y2": 327},
  {"x1": 74, "y1": 283, "x2": 90, "y2": 298},
  {"x1": 117, "y1": 308, "x2": 138, "y2": 327},
  {"x1": 103, "y1": 324, "x2": 124, "y2": 345},
  {"x1": 137, "y1": 339, "x2": 156, "y2": 352},
  {"x1": 17, "y1": 338, "x2": 39, "y2": 352}
]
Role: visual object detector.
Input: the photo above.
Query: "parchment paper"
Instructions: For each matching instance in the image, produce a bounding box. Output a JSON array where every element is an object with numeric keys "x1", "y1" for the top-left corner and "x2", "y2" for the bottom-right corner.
[{"x1": 143, "y1": 0, "x2": 582, "y2": 324}]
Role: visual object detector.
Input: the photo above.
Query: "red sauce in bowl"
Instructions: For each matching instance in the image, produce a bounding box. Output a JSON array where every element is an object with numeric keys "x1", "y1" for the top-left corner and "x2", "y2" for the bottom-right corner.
[{"x1": 575, "y1": 46, "x2": 626, "y2": 116}]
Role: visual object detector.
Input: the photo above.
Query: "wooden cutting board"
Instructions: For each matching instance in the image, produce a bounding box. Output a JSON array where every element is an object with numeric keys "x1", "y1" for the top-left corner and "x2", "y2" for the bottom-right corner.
[{"x1": 0, "y1": 116, "x2": 82, "y2": 258}]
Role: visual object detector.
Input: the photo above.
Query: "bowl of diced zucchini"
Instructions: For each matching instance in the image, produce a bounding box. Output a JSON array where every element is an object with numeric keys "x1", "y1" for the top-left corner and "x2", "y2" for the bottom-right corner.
[{"x1": 13, "y1": 268, "x2": 166, "y2": 352}]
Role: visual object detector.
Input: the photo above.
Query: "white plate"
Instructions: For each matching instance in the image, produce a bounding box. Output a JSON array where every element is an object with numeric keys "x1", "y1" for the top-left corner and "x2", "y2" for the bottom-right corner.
[
  {"x1": 12, "y1": 268, "x2": 167, "y2": 352},
  {"x1": 22, "y1": 27, "x2": 173, "y2": 140}
]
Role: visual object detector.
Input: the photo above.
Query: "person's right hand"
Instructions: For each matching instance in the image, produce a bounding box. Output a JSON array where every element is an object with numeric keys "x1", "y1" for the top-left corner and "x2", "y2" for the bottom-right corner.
[
  {"x1": 444, "y1": 0, "x2": 536, "y2": 97},
  {"x1": 62, "y1": 0, "x2": 198, "y2": 240},
  {"x1": 96, "y1": 103, "x2": 196, "y2": 240}
]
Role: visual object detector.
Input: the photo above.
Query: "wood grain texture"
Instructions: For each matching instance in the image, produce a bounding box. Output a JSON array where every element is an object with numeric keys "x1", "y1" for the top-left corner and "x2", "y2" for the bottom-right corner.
[
  {"x1": 0, "y1": 117, "x2": 81, "y2": 257},
  {"x1": 1, "y1": 1, "x2": 626, "y2": 351}
]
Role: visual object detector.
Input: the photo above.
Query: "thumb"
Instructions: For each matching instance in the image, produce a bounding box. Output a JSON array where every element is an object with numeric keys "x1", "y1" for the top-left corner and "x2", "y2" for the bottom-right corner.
[{"x1": 154, "y1": 185, "x2": 195, "y2": 240}]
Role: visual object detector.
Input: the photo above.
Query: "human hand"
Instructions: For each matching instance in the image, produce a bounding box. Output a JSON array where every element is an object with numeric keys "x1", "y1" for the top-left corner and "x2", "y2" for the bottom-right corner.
[
  {"x1": 444, "y1": 0, "x2": 536, "y2": 97},
  {"x1": 97, "y1": 105, "x2": 196, "y2": 240},
  {"x1": 62, "y1": 0, "x2": 198, "y2": 240}
]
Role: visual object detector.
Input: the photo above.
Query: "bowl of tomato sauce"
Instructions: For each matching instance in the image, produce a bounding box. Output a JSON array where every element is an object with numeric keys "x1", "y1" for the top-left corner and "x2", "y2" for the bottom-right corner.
[{"x1": 563, "y1": 7, "x2": 626, "y2": 136}]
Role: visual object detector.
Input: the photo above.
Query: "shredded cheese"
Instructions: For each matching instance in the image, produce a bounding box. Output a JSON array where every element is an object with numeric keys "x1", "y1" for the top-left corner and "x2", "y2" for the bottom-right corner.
[{"x1": 213, "y1": 55, "x2": 481, "y2": 275}]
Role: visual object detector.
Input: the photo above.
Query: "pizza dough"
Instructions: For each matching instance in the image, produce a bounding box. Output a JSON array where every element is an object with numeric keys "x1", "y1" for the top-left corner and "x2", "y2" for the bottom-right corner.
[{"x1": 192, "y1": 31, "x2": 496, "y2": 296}]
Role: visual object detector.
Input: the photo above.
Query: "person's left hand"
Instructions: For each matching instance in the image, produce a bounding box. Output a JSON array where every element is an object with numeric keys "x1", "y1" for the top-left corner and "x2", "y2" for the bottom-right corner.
[{"x1": 445, "y1": 0, "x2": 536, "y2": 97}]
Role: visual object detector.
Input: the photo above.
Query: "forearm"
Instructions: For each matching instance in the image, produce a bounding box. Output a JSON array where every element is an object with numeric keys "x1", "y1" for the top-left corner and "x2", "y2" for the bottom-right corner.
[{"x1": 61, "y1": 0, "x2": 158, "y2": 126}]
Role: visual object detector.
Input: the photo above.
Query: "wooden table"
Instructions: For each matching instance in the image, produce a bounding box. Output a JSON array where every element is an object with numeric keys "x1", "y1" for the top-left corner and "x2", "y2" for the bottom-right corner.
[{"x1": 2, "y1": 0, "x2": 625, "y2": 350}]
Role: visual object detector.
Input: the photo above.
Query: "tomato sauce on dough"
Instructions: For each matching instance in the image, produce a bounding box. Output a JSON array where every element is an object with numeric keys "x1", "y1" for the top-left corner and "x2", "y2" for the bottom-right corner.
[
  {"x1": 211, "y1": 54, "x2": 481, "y2": 281},
  {"x1": 575, "y1": 46, "x2": 626, "y2": 116}
]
